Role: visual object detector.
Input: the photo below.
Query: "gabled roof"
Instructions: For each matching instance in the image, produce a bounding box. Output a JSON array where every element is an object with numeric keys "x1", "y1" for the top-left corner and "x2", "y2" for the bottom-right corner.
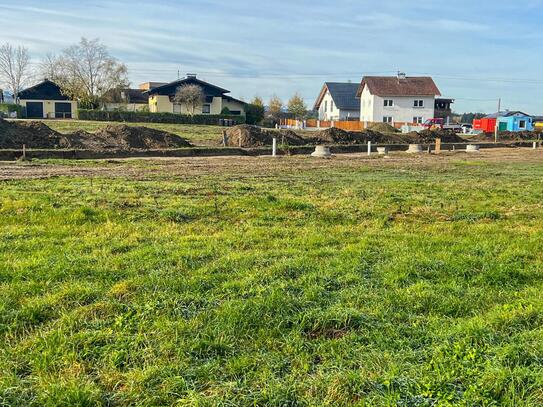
[
  {"x1": 223, "y1": 94, "x2": 248, "y2": 105},
  {"x1": 485, "y1": 111, "x2": 532, "y2": 119},
  {"x1": 18, "y1": 79, "x2": 70, "y2": 101},
  {"x1": 314, "y1": 82, "x2": 360, "y2": 111},
  {"x1": 147, "y1": 77, "x2": 230, "y2": 97},
  {"x1": 103, "y1": 88, "x2": 149, "y2": 104},
  {"x1": 356, "y1": 76, "x2": 441, "y2": 97}
]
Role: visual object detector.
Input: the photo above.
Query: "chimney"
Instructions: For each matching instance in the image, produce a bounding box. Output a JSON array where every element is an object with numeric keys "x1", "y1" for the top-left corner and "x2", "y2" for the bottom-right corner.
[
  {"x1": 186, "y1": 73, "x2": 197, "y2": 79},
  {"x1": 397, "y1": 71, "x2": 406, "y2": 81}
]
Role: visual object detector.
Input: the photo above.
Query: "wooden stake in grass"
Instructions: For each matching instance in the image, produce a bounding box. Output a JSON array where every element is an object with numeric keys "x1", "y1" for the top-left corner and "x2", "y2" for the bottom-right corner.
[
  {"x1": 22, "y1": 144, "x2": 26, "y2": 161},
  {"x1": 222, "y1": 131, "x2": 228, "y2": 147},
  {"x1": 435, "y1": 138, "x2": 441, "y2": 154}
]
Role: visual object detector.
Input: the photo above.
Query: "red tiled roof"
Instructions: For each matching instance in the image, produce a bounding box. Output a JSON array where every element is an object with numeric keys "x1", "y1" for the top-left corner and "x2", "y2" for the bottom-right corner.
[{"x1": 357, "y1": 76, "x2": 441, "y2": 97}]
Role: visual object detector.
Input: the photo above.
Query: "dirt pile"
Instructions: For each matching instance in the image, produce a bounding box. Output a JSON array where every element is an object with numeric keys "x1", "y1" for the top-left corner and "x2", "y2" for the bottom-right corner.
[
  {"x1": 0, "y1": 120, "x2": 192, "y2": 150},
  {"x1": 60, "y1": 125, "x2": 192, "y2": 150},
  {"x1": 313, "y1": 127, "x2": 361, "y2": 144},
  {"x1": 224, "y1": 125, "x2": 305, "y2": 147},
  {"x1": 405, "y1": 129, "x2": 465, "y2": 144},
  {"x1": 0, "y1": 119, "x2": 63, "y2": 149},
  {"x1": 367, "y1": 122, "x2": 399, "y2": 133},
  {"x1": 497, "y1": 130, "x2": 542, "y2": 141}
]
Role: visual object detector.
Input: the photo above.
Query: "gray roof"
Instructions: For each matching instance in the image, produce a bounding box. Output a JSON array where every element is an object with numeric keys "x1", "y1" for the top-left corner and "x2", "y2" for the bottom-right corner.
[
  {"x1": 324, "y1": 82, "x2": 360, "y2": 110},
  {"x1": 485, "y1": 111, "x2": 531, "y2": 118}
]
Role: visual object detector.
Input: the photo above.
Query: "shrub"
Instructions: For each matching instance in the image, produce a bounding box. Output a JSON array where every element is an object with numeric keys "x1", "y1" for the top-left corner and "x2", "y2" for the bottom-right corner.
[
  {"x1": 0, "y1": 103, "x2": 23, "y2": 118},
  {"x1": 77, "y1": 109, "x2": 246, "y2": 125}
]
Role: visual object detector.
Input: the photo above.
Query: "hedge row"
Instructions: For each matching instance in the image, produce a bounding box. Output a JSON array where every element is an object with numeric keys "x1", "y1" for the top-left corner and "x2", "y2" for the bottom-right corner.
[
  {"x1": 0, "y1": 103, "x2": 23, "y2": 117},
  {"x1": 78, "y1": 110, "x2": 246, "y2": 125}
]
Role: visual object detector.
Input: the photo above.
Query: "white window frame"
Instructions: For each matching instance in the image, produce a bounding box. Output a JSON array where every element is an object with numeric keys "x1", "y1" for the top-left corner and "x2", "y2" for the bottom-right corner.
[
  {"x1": 413, "y1": 117, "x2": 423, "y2": 124},
  {"x1": 384, "y1": 99, "x2": 394, "y2": 107},
  {"x1": 324, "y1": 101, "x2": 327, "y2": 112},
  {"x1": 414, "y1": 99, "x2": 424, "y2": 108},
  {"x1": 383, "y1": 116, "x2": 393, "y2": 124},
  {"x1": 519, "y1": 119, "x2": 527, "y2": 130},
  {"x1": 330, "y1": 101, "x2": 334, "y2": 112}
]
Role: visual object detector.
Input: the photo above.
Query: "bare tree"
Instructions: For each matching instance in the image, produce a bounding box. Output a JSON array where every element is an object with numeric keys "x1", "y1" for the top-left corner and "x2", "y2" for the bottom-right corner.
[
  {"x1": 0, "y1": 43, "x2": 31, "y2": 102},
  {"x1": 39, "y1": 53, "x2": 62, "y2": 80},
  {"x1": 174, "y1": 84, "x2": 204, "y2": 115},
  {"x1": 48, "y1": 38, "x2": 129, "y2": 108}
]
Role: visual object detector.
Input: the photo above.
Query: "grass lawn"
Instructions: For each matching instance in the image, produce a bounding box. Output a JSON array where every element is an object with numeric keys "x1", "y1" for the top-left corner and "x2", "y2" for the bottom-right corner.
[
  {"x1": 1, "y1": 152, "x2": 543, "y2": 405},
  {"x1": 36, "y1": 119, "x2": 225, "y2": 146}
]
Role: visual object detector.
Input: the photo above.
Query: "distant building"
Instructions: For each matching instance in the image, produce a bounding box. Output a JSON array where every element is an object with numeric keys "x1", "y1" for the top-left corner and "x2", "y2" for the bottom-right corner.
[
  {"x1": 357, "y1": 73, "x2": 441, "y2": 124},
  {"x1": 146, "y1": 75, "x2": 246, "y2": 116},
  {"x1": 18, "y1": 80, "x2": 78, "y2": 119},
  {"x1": 485, "y1": 111, "x2": 533, "y2": 132},
  {"x1": 103, "y1": 87, "x2": 149, "y2": 111},
  {"x1": 313, "y1": 82, "x2": 360, "y2": 121},
  {"x1": 434, "y1": 98, "x2": 454, "y2": 121}
]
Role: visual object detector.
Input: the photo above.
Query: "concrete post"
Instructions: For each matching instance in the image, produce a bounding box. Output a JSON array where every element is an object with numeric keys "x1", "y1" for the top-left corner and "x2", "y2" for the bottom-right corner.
[
  {"x1": 367, "y1": 141, "x2": 372, "y2": 156},
  {"x1": 533, "y1": 141, "x2": 538, "y2": 150},
  {"x1": 272, "y1": 138, "x2": 277, "y2": 157}
]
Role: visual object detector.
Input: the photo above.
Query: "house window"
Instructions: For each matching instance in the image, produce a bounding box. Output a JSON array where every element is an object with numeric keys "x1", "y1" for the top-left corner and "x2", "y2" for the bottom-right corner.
[
  {"x1": 383, "y1": 116, "x2": 393, "y2": 124},
  {"x1": 414, "y1": 100, "x2": 424, "y2": 108},
  {"x1": 202, "y1": 104, "x2": 211, "y2": 114},
  {"x1": 519, "y1": 119, "x2": 527, "y2": 129},
  {"x1": 384, "y1": 99, "x2": 393, "y2": 107},
  {"x1": 413, "y1": 117, "x2": 423, "y2": 124},
  {"x1": 330, "y1": 101, "x2": 334, "y2": 112},
  {"x1": 324, "y1": 101, "x2": 327, "y2": 112}
]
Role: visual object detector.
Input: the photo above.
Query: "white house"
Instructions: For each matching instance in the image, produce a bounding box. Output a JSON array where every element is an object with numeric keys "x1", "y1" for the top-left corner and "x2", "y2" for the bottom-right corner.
[
  {"x1": 357, "y1": 74, "x2": 441, "y2": 125},
  {"x1": 314, "y1": 82, "x2": 360, "y2": 121}
]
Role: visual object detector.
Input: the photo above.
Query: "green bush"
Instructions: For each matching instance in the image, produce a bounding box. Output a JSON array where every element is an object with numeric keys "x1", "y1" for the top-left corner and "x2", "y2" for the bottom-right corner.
[{"x1": 78, "y1": 110, "x2": 245, "y2": 125}]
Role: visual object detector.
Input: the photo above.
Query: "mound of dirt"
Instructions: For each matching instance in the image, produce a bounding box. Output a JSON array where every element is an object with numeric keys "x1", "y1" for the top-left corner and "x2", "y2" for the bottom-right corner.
[
  {"x1": 368, "y1": 122, "x2": 399, "y2": 133},
  {"x1": 313, "y1": 127, "x2": 362, "y2": 144},
  {"x1": 498, "y1": 130, "x2": 542, "y2": 141},
  {"x1": 0, "y1": 120, "x2": 192, "y2": 150},
  {"x1": 60, "y1": 125, "x2": 192, "y2": 150},
  {"x1": 0, "y1": 119, "x2": 63, "y2": 149},
  {"x1": 223, "y1": 125, "x2": 305, "y2": 147},
  {"x1": 413, "y1": 129, "x2": 466, "y2": 143}
]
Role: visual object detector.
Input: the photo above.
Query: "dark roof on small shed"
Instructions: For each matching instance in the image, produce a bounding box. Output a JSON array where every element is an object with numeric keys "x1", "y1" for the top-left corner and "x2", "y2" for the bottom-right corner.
[
  {"x1": 18, "y1": 80, "x2": 70, "y2": 101},
  {"x1": 485, "y1": 111, "x2": 531, "y2": 118}
]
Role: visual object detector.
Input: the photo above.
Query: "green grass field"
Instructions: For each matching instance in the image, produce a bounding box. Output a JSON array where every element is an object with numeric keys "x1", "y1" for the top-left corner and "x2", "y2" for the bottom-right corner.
[
  {"x1": 1, "y1": 152, "x2": 543, "y2": 406},
  {"x1": 38, "y1": 119, "x2": 225, "y2": 145}
]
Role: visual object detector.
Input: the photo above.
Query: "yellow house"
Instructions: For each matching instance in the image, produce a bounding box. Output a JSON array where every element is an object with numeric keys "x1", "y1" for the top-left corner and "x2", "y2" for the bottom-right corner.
[
  {"x1": 18, "y1": 80, "x2": 78, "y2": 119},
  {"x1": 146, "y1": 75, "x2": 246, "y2": 116}
]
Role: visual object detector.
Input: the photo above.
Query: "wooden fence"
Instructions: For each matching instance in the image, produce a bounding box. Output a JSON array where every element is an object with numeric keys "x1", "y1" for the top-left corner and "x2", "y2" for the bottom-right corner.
[{"x1": 281, "y1": 119, "x2": 416, "y2": 131}]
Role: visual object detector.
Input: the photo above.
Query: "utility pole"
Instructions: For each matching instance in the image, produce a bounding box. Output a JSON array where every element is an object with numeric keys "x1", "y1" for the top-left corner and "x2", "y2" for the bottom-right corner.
[{"x1": 494, "y1": 98, "x2": 501, "y2": 144}]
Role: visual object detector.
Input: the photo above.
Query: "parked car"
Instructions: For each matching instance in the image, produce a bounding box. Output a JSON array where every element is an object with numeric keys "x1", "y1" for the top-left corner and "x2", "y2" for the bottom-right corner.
[
  {"x1": 423, "y1": 118, "x2": 463, "y2": 132},
  {"x1": 461, "y1": 123, "x2": 473, "y2": 134}
]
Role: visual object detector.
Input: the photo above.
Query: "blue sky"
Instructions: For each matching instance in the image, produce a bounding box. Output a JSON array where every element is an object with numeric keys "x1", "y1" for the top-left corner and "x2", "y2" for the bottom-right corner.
[{"x1": 1, "y1": 0, "x2": 542, "y2": 113}]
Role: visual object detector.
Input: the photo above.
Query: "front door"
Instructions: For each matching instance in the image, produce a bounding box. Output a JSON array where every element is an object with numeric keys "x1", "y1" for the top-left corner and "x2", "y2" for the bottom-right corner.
[
  {"x1": 55, "y1": 102, "x2": 72, "y2": 119},
  {"x1": 26, "y1": 102, "x2": 44, "y2": 119}
]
